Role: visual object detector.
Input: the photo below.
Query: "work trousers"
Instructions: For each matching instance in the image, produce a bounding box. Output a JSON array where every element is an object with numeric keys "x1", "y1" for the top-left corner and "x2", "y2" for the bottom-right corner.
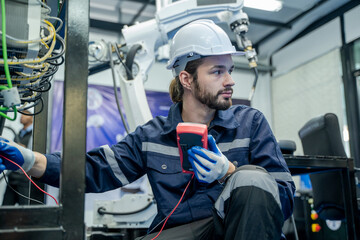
[{"x1": 137, "y1": 165, "x2": 284, "y2": 240}]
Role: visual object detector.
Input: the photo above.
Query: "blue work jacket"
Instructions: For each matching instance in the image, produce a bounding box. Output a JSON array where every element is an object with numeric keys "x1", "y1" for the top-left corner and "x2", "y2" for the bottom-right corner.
[{"x1": 41, "y1": 102, "x2": 295, "y2": 231}]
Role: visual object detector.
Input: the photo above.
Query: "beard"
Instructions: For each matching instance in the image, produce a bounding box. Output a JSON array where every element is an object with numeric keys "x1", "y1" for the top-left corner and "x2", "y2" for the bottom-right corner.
[{"x1": 193, "y1": 79, "x2": 232, "y2": 110}]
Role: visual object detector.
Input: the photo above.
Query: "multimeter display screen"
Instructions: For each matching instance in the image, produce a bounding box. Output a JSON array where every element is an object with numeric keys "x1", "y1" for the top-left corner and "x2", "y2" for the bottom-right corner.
[{"x1": 178, "y1": 133, "x2": 204, "y2": 172}]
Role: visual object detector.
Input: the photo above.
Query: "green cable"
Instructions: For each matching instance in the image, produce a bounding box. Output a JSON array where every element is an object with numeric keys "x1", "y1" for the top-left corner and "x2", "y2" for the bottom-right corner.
[
  {"x1": 0, "y1": 0, "x2": 17, "y2": 121},
  {"x1": 1, "y1": 0, "x2": 12, "y2": 88},
  {"x1": 0, "y1": 106, "x2": 16, "y2": 120},
  {"x1": 58, "y1": 0, "x2": 60, "y2": 16},
  {"x1": 11, "y1": 106, "x2": 16, "y2": 119}
]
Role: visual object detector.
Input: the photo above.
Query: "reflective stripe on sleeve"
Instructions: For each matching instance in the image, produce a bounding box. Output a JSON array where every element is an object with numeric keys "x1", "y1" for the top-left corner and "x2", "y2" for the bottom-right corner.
[
  {"x1": 101, "y1": 145, "x2": 129, "y2": 185},
  {"x1": 142, "y1": 142, "x2": 179, "y2": 156},
  {"x1": 217, "y1": 138, "x2": 250, "y2": 152}
]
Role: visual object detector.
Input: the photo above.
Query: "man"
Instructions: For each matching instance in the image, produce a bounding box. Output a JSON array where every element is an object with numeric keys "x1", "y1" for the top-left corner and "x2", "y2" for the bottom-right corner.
[
  {"x1": 17, "y1": 110, "x2": 34, "y2": 148},
  {"x1": 0, "y1": 20, "x2": 295, "y2": 239},
  {"x1": 2, "y1": 110, "x2": 34, "y2": 205}
]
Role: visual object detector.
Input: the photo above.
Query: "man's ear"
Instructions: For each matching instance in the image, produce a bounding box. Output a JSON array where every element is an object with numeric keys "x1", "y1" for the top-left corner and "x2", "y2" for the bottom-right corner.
[{"x1": 178, "y1": 70, "x2": 192, "y2": 90}]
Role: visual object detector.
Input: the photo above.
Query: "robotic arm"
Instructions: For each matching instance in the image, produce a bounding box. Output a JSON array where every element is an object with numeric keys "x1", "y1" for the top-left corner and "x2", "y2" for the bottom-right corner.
[
  {"x1": 94, "y1": 0, "x2": 256, "y2": 131},
  {"x1": 121, "y1": 0, "x2": 247, "y2": 76}
]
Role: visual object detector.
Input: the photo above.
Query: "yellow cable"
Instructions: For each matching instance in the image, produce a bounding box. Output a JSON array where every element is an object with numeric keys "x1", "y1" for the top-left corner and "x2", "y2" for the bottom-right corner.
[
  {"x1": 22, "y1": 62, "x2": 48, "y2": 70},
  {"x1": 0, "y1": 20, "x2": 56, "y2": 65},
  {"x1": 41, "y1": 39, "x2": 49, "y2": 49},
  {"x1": 21, "y1": 78, "x2": 42, "y2": 88},
  {"x1": 0, "y1": 66, "x2": 49, "y2": 81},
  {"x1": 20, "y1": 91, "x2": 39, "y2": 101},
  {"x1": 4, "y1": 21, "x2": 54, "y2": 44},
  {"x1": 42, "y1": 22, "x2": 55, "y2": 45}
]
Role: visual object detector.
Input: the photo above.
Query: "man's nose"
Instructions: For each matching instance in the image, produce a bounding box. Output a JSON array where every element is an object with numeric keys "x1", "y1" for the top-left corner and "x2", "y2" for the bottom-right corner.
[{"x1": 224, "y1": 73, "x2": 235, "y2": 87}]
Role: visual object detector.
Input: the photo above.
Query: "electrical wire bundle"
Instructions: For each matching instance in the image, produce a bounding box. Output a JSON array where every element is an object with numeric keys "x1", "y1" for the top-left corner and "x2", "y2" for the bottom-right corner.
[{"x1": 0, "y1": 0, "x2": 65, "y2": 120}]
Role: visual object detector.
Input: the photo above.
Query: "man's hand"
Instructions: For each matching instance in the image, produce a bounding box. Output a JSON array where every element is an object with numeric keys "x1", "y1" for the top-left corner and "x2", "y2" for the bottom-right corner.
[
  {"x1": 0, "y1": 137, "x2": 35, "y2": 172},
  {"x1": 188, "y1": 135, "x2": 230, "y2": 183}
]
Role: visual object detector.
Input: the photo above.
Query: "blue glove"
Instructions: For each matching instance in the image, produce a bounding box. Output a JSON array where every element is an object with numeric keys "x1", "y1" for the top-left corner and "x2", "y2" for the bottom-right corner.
[
  {"x1": 0, "y1": 137, "x2": 35, "y2": 173},
  {"x1": 188, "y1": 135, "x2": 229, "y2": 183}
]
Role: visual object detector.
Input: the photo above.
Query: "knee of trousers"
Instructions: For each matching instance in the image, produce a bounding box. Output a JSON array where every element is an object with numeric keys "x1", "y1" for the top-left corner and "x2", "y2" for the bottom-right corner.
[{"x1": 214, "y1": 164, "x2": 282, "y2": 219}]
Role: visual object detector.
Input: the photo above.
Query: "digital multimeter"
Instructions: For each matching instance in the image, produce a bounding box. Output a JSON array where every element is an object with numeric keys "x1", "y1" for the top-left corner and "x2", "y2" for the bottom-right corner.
[{"x1": 176, "y1": 123, "x2": 208, "y2": 174}]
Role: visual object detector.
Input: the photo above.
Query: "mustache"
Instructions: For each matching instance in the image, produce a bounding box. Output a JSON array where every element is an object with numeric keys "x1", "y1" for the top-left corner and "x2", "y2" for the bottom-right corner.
[{"x1": 218, "y1": 88, "x2": 233, "y2": 95}]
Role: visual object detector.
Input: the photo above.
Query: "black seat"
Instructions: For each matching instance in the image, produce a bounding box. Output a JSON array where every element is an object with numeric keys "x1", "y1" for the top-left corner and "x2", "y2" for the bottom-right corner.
[
  {"x1": 298, "y1": 113, "x2": 346, "y2": 220},
  {"x1": 278, "y1": 140, "x2": 297, "y2": 155}
]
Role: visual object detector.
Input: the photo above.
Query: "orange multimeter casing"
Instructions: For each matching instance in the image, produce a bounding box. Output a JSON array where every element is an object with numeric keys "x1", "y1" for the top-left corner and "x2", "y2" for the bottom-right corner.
[{"x1": 176, "y1": 123, "x2": 208, "y2": 174}]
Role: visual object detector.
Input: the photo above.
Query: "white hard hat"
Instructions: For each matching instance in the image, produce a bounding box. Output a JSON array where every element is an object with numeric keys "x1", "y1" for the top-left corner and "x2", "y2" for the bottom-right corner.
[{"x1": 166, "y1": 19, "x2": 244, "y2": 77}]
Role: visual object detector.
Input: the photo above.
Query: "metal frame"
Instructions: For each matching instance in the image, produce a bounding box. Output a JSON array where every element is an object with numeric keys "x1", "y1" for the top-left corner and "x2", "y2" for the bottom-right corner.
[
  {"x1": 341, "y1": 41, "x2": 360, "y2": 169},
  {"x1": 279, "y1": 0, "x2": 360, "y2": 51},
  {"x1": 0, "y1": 0, "x2": 89, "y2": 238},
  {"x1": 29, "y1": 91, "x2": 49, "y2": 204},
  {"x1": 285, "y1": 155, "x2": 360, "y2": 240}
]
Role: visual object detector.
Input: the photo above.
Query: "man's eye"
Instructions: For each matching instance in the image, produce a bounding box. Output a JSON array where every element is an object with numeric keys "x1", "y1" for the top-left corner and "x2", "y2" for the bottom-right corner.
[{"x1": 213, "y1": 70, "x2": 222, "y2": 75}]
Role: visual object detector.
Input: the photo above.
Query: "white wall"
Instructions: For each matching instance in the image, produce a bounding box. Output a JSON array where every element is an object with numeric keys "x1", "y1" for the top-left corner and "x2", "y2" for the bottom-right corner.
[
  {"x1": 345, "y1": 5, "x2": 360, "y2": 44},
  {"x1": 271, "y1": 17, "x2": 347, "y2": 157},
  {"x1": 272, "y1": 49, "x2": 345, "y2": 154},
  {"x1": 272, "y1": 18, "x2": 342, "y2": 78}
]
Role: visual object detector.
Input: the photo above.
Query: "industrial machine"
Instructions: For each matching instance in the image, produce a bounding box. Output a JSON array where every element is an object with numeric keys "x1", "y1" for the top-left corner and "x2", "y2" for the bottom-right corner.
[{"x1": 0, "y1": 0, "x2": 64, "y2": 122}]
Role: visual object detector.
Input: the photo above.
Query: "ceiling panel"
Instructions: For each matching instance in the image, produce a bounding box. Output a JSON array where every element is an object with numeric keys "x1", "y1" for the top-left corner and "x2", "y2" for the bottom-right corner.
[
  {"x1": 283, "y1": 0, "x2": 322, "y2": 11},
  {"x1": 245, "y1": 7, "x2": 301, "y2": 24},
  {"x1": 89, "y1": 0, "x2": 358, "y2": 58},
  {"x1": 246, "y1": 24, "x2": 278, "y2": 45}
]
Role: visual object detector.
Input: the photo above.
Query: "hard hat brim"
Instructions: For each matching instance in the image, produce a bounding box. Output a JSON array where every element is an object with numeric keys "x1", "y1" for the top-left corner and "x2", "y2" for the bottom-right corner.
[{"x1": 166, "y1": 50, "x2": 245, "y2": 70}]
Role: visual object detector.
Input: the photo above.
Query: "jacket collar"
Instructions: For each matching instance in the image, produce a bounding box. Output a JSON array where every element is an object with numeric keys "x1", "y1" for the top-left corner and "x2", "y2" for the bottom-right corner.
[
  {"x1": 162, "y1": 102, "x2": 183, "y2": 135},
  {"x1": 162, "y1": 102, "x2": 240, "y2": 135},
  {"x1": 210, "y1": 107, "x2": 241, "y2": 129}
]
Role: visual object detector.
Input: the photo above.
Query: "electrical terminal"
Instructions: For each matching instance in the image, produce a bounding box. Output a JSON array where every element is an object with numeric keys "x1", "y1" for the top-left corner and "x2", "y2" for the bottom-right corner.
[
  {"x1": 1, "y1": 87, "x2": 21, "y2": 108},
  {"x1": 245, "y1": 48, "x2": 258, "y2": 68}
]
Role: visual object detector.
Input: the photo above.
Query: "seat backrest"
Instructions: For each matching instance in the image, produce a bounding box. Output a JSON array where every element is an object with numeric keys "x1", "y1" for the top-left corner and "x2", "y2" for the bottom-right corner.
[
  {"x1": 298, "y1": 113, "x2": 346, "y2": 220},
  {"x1": 298, "y1": 113, "x2": 346, "y2": 157}
]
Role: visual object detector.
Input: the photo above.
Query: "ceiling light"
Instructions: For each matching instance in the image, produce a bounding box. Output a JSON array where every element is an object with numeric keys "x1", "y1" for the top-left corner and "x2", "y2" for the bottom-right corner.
[{"x1": 244, "y1": 0, "x2": 283, "y2": 12}]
